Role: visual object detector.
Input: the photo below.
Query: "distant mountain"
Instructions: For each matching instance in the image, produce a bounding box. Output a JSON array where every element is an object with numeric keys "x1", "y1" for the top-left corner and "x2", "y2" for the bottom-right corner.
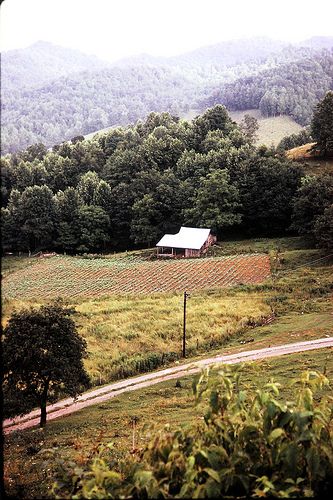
[
  {"x1": 1, "y1": 65, "x2": 197, "y2": 153},
  {"x1": 203, "y1": 49, "x2": 333, "y2": 126},
  {"x1": 114, "y1": 37, "x2": 333, "y2": 69},
  {"x1": 1, "y1": 41, "x2": 110, "y2": 91},
  {"x1": 114, "y1": 37, "x2": 289, "y2": 68},
  {"x1": 298, "y1": 36, "x2": 333, "y2": 50},
  {"x1": 2, "y1": 37, "x2": 333, "y2": 154}
]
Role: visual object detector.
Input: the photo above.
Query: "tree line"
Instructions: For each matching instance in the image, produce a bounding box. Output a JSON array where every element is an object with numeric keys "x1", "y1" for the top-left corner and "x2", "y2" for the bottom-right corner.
[{"x1": 1, "y1": 100, "x2": 333, "y2": 254}]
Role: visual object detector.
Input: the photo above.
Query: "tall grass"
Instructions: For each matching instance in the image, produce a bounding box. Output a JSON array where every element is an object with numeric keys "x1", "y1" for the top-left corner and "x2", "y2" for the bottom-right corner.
[{"x1": 76, "y1": 291, "x2": 271, "y2": 384}]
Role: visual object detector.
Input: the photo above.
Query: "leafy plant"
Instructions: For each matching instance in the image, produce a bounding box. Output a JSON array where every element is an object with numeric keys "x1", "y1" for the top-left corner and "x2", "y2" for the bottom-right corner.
[{"x1": 49, "y1": 365, "x2": 333, "y2": 498}]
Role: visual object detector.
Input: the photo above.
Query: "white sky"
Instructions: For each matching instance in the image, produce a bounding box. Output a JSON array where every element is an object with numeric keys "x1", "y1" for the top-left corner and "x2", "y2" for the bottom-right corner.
[{"x1": 1, "y1": 0, "x2": 333, "y2": 61}]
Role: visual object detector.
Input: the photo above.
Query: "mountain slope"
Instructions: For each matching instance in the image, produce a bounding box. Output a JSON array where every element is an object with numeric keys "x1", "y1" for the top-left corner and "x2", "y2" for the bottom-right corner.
[
  {"x1": 1, "y1": 40, "x2": 110, "y2": 91},
  {"x1": 2, "y1": 37, "x2": 333, "y2": 154},
  {"x1": 1, "y1": 65, "x2": 197, "y2": 153}
]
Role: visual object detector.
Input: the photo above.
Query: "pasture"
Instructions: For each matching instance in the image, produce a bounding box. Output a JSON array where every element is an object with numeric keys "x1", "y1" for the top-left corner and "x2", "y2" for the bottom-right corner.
[{"x1": 228, "y1": 109, "x2": 302, "y2": 146}]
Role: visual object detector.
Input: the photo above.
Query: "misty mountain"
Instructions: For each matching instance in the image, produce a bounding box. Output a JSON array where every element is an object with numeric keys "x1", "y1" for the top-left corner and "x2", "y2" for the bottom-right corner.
[
  {"x1": 1, "y1": 65, "x2": 197, "y2": 154},
  {"x1": 1, "y1": 40, "x2": 110, "y2": 91},
  {"x1": 1, "y1": 37, "x2": 333, "y2": 154},
  {"x1": 298, "y1": 36, "x2": 333, "y2": 50},
  {"x1": 114, "y1": 37, "x2": 289, "y2": 67},
  {"x1": 203, "y1": 49, "x2": 333, "y2": 126}
]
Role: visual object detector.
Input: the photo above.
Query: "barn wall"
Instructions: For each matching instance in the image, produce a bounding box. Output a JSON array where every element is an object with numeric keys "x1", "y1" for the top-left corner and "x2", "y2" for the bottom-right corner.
[{"x1": 185, "y1": 248, "x2": 200, "y2": 258}]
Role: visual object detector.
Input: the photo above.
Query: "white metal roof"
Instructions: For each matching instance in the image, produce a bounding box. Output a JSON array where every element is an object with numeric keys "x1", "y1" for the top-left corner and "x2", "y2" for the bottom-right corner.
[{"x1": 156, "y1": 227, "x2": 211, "y2": 250}]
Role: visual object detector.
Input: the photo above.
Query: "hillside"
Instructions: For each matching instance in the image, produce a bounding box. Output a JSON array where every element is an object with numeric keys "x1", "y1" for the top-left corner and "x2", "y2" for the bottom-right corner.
[
  {"x1": 229, "y1": 109, "x2": 302, "y2": 146},
  {"x1": 115, "y1": 36, "x2": 289, "y2": 67},
  {"x1": 205, "y1": 49, "x2": 333, "y2": 126},
  {"x1": 1, "y1": 65, "x2": 197, "y2": 153},
  {"x1": 2, "y1": 37, "x2": 333, "y2": 154},
  {"x1": 3, "y1": 236, "x2": 333, "y2": 498},
  {"x1": 285, "y1": 142, "x2": 333, "y2": 175}
]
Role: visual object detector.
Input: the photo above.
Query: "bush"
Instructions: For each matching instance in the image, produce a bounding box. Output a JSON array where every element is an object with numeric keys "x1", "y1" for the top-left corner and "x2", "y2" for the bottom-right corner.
[{"x1": 49, "y1": 365, "x2": 333, "y2": 498}]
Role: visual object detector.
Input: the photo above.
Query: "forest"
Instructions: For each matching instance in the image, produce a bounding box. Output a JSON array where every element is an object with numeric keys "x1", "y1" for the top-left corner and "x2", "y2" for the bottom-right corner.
[
  {"x1": 2, "y1": 99, "x2": 332, "y2": 255},
  {"x1": 204, "y1": 50, "x2": 333, "y2": 125},
  {"x1": 1, "y1": 38, "x2": 333, "y2": 154}
]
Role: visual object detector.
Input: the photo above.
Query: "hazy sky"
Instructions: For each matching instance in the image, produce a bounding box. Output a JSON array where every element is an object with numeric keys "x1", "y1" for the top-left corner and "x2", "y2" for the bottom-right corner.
[{"x1": 1, "y1": 0, "x2": 332, "y2": 61}]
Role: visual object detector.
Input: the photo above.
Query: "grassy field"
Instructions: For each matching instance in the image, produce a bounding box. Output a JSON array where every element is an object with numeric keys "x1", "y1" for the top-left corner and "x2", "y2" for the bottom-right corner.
[
  {"x1": 4, "y1": 349, "x2": 333, "y2": 499},
  {"x1": 228, "y1": 109, "x2": 302, "y2": 146},
  {"x1": 2, "y1": 237, "x2": 332, "y2": 385}
]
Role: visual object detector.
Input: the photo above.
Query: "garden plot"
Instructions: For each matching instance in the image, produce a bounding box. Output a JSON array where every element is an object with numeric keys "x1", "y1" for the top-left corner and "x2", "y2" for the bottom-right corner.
[{"x1": 2, "y1": 254, "x2": 271, "y2": 299}]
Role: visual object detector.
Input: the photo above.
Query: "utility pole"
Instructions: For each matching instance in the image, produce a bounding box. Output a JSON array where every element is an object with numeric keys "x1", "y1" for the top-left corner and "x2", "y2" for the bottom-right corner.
[{"x1": 183, "y1": 291, "x2": 190, "y2": 358}]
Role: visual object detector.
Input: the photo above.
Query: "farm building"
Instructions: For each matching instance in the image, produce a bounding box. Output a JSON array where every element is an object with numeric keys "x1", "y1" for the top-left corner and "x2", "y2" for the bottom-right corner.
[{"x1": 156, "y1": 226, "x2": 216, "y2": 258}]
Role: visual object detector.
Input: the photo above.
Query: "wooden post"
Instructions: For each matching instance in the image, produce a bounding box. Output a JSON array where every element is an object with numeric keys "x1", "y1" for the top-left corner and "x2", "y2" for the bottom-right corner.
[{"x1": 183, "y1": 291, "x2": 190, "y2": 357}]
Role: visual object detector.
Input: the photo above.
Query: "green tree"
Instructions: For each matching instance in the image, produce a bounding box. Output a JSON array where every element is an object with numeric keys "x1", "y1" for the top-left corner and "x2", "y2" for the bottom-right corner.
[
  {"x1": 130, "y1": 194, "x2": 161, "y2": 246},
  {"x1": 51, "y1": 366, "x2": 333, "y2": 498},
  {"x1": 15, "y1": 185, "x2": 56, "y2": 251},
  {"x1": 291, "y1": 174, "x2": 333, "y2": 237},
  {"x1": 314, "y1": 204, "x2": 333, "y2": 250},
  {"x1": 77, "y1": 205, "x2": 111, "y2": 252},
  {"x1": 239, "y1": 157, "x2": 303, "y2": 235},
  {"x1": 239, "y1": 114, "x2": 259, "y2": 144},
  {"x1": 191, "y1": 105, "x2": 234, "y2": 152},
  {"x1": 3, "y1": 303, "x2": 90, "y2": 427},
  {"x1": 311, "y1": 91, "x2": 333, "y2": 157},
  {"x1": 183, "y1": 169, "x2": 242, "y2": 235},
  {"x1": 77, "y1": 171, "x2": 101, "y2": 205},
  {"x1": 54, "y1": 188, "x2": 83, "y2": 252}
]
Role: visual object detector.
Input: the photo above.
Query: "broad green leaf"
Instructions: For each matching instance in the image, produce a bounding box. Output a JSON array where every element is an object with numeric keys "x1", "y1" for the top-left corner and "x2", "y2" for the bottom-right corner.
[{"x1": 204, "y1": 467, "x2": 221, "y2": 483}]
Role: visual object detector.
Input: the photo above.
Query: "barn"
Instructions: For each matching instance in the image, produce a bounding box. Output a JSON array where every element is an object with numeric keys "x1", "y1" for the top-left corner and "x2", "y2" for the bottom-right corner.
[{"x1": 156, "y1": 226, "x2": 216, "y2": 258}]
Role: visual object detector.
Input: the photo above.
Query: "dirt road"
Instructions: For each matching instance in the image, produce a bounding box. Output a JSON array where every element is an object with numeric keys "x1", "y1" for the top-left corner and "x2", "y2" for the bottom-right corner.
[{"x1": 3, "y1": 337, "x2": 333, "y2": 434}]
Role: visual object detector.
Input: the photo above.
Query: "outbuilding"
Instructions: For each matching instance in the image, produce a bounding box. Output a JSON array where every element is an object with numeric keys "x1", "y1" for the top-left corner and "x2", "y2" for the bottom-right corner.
[{"x1": 156, "y1": 226, "x2": 216, "y2": 258}]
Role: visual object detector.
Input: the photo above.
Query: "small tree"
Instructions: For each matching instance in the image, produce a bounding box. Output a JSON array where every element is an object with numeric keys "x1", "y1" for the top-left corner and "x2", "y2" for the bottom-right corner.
[{"x1": 3, "y1": 303, "x2": 90, "y2": 427}]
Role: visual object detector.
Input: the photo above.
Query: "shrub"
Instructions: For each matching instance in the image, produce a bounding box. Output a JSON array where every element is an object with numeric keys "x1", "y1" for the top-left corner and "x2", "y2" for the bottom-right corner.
[{"x1": 49, "y1": 366, "x2": 333, "y2": 498}]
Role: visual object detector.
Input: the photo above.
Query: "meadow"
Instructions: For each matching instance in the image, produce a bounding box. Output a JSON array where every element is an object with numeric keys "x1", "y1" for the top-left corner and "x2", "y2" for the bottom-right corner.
[
  {"x1": 228, "y1": 109, "x2": 302, "y2": 146},
  {"x1": 3, "y1": 236, "x2": 333, "y2": 498},
  {"x1": 2, "y1": 237, "x2": 332, "y2": 385}
]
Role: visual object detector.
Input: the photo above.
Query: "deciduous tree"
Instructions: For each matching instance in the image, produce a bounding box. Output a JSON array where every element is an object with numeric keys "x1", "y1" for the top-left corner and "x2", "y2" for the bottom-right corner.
[
  {"x1": 311, "y1": 91, "x2": 333, "y2": 157},
  {"x1": 3, "y1": 303, "x2": 90, "y2": 427}
]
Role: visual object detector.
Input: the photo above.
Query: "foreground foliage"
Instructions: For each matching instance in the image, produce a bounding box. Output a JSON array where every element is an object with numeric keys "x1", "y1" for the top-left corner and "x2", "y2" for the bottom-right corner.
[{"x1": 50, "y1": 366, "x2": 333, "y2": 498}]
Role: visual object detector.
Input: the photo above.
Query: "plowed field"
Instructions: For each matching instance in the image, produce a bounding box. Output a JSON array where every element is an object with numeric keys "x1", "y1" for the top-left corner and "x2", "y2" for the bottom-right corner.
[{"x1": 2, "y1": 254, "x2": 271, "y2": 299}]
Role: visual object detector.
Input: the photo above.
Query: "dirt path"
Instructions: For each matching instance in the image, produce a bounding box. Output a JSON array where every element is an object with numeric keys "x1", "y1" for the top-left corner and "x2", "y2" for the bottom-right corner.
[{"x1": 3, "y1": 337, "x2": 333, "y2": 434}]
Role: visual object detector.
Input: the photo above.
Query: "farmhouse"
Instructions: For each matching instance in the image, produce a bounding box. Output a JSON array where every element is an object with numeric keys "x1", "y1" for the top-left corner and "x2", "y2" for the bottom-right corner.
[{"x1": 156, "y1": 226, "x2": 216, "y2": 258}]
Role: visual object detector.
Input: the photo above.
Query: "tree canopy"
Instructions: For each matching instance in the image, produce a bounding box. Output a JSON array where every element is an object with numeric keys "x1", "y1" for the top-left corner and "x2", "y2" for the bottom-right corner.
[
  {"x1": 1, "y1": 105, "x2": 311, "y2": 254},
  {"x1": 3, "y1": 303, "x2": 90, "y2": 427},
  {"x1": 311, "y1": 91, "x2": 333, "y2": 157}
]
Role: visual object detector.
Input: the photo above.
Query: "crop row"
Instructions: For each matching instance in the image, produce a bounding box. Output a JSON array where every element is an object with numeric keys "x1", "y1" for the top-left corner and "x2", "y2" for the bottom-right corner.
[{"x1": 3, "y1": 254, "x2": 271, "y2": 299}]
